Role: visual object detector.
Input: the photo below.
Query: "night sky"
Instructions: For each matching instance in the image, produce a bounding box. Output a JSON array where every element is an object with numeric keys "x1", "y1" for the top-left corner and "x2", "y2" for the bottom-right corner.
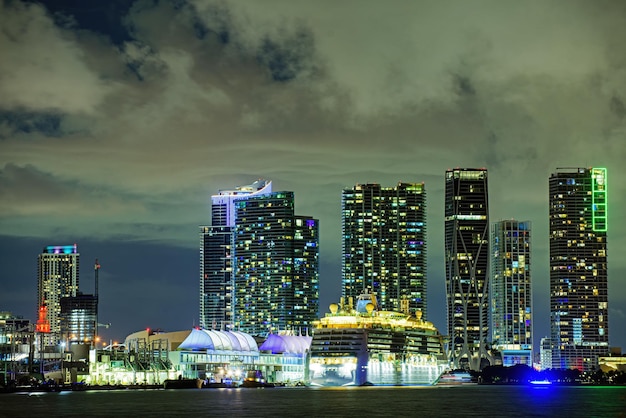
[{"x1": 1, "y1": 0, "x2": 625, "y2": 352}]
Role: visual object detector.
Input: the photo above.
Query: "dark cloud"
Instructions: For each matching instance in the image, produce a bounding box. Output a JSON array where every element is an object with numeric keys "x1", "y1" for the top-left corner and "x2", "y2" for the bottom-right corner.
[
  {"x1": 41, "y1": 0, "x2": 135, "y2": 45},
  {"x1": 610, "y1": 96, "x2": 625, "y2": 119},
  {"x1": 0, "y1": 110, "x2": 64, "y2": 138}
]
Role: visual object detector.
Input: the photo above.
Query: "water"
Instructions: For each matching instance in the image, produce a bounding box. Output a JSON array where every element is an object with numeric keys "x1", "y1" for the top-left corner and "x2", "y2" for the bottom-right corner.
[{"x1": 1, "y1": 385, "x2": 625, "y2": 418}]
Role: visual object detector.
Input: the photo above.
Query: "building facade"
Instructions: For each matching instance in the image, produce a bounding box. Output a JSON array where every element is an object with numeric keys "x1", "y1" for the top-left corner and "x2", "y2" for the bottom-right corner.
[
  {"x1": 37, "y1": 245, "x2": 79, "y2": 347},
  {"x1": 341, "y1": 183, "x2": 427, "y2": 317},
  {"x1": 60, "y1": 293, "x2": 97, "y2": 346},
  {"x1": 200, "y1": 180, "x2": 272, "y2": 330},
  {"x1": 549, "y1": 167, "x2": 609, "y2": 371},
  {"x1": 491, "y1": 220, "x2": 533, "y2": 366},
  {"x1": 444, "y1": 168, "x2": 491, "y2": 370},
  {"x1": 233, "y1": 191, "x2": 319, "y2": 336}
]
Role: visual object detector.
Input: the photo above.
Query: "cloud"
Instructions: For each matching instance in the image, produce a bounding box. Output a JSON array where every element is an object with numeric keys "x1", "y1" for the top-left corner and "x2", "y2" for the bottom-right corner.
[{"x1": 0, "y1": 1, "x2": 117, "y2": 114}]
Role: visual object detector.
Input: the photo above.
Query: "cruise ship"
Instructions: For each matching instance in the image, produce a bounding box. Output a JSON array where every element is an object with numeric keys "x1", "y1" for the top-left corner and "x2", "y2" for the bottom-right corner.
[{"x1": 308, "y1": 293, "x2": 448, "y2": 386}]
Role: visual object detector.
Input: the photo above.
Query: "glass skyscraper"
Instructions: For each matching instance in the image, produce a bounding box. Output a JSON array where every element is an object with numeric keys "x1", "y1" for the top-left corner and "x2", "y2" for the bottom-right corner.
[
  {"x1": 200, "y1": 180, "x2": 319, "y2": 336},
  {"x1": 200, "y1": 180, "x2": 272, "y2": 330},
  {"x1": 549, "y1": 167, "x2": 609, "y2": 371},
  {"x1": 37, "y1": 244, "x2": 79, "y2": 347},
  {"x1": 491, "y1": 220, "x2": 532, "y2": 366},
  {"x1": 233, "y1": 191, "x2": 319, "y2": 336},
  {"x1": 444, "y1": 168, "x2": 490, "y2": 370},
  {"x1": 60, "y1": 293, "x2": 97, "y2": 346},
  {"x1": 341, "y1": 183, "x2": 427, "y2": 316}
]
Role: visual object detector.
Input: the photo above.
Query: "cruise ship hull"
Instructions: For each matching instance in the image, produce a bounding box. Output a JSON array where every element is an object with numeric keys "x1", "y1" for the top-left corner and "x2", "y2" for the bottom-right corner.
[{"x1": 308, "y1": 328, "x2": 448, "y2": 386}]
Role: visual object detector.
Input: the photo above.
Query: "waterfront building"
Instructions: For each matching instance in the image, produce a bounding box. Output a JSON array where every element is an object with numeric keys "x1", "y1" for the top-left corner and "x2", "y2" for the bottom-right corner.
[
  {"x1": 491, "y1": 220, "x2": 533, "y2": 366},
  {"x1": 444, "y1": 168, "x2": 491, "y2": 370},
  {"x1": 86, "y1": 328, "x2": 311, "y2": 386},
  {"x1": 200, "y1": 180, "x2": 272, "y2": 330},
  {"x1": 549, "y1": 167, "x2": 609, "y2": 371},
  {"x1": 233, "y1": 191, "x2": 319, "y2": 336},
  {"x1": 0, "y1": 312, "x2": 33, "y2": 384},
  {"x1": 341, "y1": 183, "x2": 427, "y2": 317},
  {"x1": 37, "y1": 245, "x2": 79, "y2": 347}
]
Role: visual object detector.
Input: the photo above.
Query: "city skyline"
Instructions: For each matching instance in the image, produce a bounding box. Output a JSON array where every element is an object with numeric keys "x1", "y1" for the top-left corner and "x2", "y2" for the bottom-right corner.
[{"x1": 1, "y1": 1, "x2": 626, "y2": 352}]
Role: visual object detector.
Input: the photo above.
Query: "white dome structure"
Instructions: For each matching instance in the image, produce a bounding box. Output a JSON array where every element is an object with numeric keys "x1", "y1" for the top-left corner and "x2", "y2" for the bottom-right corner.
[{"x1": 178, "y1": 329, "x2": 258, "y2": 352}]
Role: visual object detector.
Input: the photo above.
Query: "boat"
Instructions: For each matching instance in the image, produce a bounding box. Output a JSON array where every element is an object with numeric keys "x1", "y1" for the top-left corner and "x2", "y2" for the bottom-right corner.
[
  {"x1": 163, "y1": 377, "x2": 203, "y2": 389},
  {"x1": 308, "y1": 293, "x2": 449, "y2": 386},
  {"x1": 435, "y1": 370, "x2": 477, "y2": 385},
  {"x1": 240, "y1": 370, "x2": 275, "y2": 388}
]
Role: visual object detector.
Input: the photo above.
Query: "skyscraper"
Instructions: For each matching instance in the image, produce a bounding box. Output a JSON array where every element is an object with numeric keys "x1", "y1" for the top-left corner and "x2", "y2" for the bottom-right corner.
[
  {"x1": 37, "y1": 244, "x2": 79, "y2": 347},
  {"x1": 444, "y1": 168, "x2": 490, "y2": 370},
  {"x1": 549, "y1": 167, "x2": 609, "y2": 371},
  {"x1": 233, "y1": 191, "x2": 319, "y2": 335},
  {"x1": 341, "y1": 183, "x2": 427, "y2": 316},
  {"x1": 200, "y1": 180, "x2": 272, "y2": 330},
  {"x1": 491, "y1": 220, "x2": 533, "y2": 366}
]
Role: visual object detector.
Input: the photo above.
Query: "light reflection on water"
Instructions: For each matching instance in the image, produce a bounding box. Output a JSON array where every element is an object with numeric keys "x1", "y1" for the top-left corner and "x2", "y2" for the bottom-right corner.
[{"x1": 2, "y1": 385, "x2": 626, "y2": 418}]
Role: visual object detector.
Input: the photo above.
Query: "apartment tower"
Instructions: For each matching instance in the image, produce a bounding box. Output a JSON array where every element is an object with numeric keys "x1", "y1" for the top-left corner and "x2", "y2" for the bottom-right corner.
[
  {"x1": 233, "y1": 191, "x2": 319, "y2": 336},
  {"x1": 342, "y1": 183, "x2": 427, "y2": 316},
  {"x1": 444, "y1": 168, "x2": 490, "y2": 370},
  {"x1": 199, "y1": 180, "x2": 272, "y2": 330},
  {"x1": 37, "y1": 244, "x2": 79, "y2": 347},
  {"x1": 491, "y1": 220, "x2": 533, "y2": 366},
  {"x1": 549, "y1": 167, "x2": 609, "y2": 371}
]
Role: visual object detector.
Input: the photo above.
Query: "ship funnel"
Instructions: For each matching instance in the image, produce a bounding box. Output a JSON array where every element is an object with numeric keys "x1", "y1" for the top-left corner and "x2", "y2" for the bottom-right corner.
[{"x1": 329, "y1": 303, "x2": 338, "y2": 314}]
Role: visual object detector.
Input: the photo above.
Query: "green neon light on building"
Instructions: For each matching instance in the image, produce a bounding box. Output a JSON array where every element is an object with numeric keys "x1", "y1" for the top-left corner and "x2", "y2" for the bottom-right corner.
[{"x1": 591, "y1": 167, "x2": 607, "y2": 232}]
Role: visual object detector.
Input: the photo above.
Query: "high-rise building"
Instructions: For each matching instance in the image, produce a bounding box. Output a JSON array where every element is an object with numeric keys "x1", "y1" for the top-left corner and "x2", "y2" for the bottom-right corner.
[
  {"x1": 233, "y1": 191, "x2": 319, "y2": 336},
  {"x1": 341, "y1": 183, "x2": 427, "y2": 316},
  {"x1": 491, "y1": 220, "x2": 533, "y2": 367},
  {"x1": 200, "y1": 180, "x2": 272, "y2": 330},
  {"x1": 549, "y1": 167, "x2": 609, "y2": 371},
  {"x1": 60, "y1": 293, "x2": 97, "y2": 346},
  {"x1": 37, "y1": 244, "x2": 79, "y2": 347},
  {"x1": 444, "y1": 168, "x2": 491, "y2": 370}
]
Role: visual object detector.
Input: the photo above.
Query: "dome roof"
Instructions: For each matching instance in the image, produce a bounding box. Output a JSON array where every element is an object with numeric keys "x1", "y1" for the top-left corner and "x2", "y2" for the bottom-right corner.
[
  {"x1": 178, "y1": 329, "x2": 259, "y2": 352},
  {"x1": 258, "y1": 334, "x2": 312, "y2": 354}
]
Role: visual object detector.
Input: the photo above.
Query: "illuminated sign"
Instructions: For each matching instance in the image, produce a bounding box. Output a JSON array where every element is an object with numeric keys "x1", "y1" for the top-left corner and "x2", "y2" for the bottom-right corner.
[{"x1": 591, "y1": 168, "x2": 607, "y2": 232}]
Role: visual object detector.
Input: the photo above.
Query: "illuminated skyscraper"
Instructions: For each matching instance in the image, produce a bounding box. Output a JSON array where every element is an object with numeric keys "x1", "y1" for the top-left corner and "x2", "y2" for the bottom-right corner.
[
  {"x1": 444, "y1": 168, "x2": 490, "y2": 370},
  {"x1": 37, "y1": 244, "x2": 79, "y2": 347},
  {"x1": 200, "y1": 180, "x2": 272, "y2": 330},
  {"x1": 549, "y1": 167, "x2": 609, "y2": 371},
  {"x1": 233, "y1": 191, "x2": 319, "y2": 336},
  {"x1": 341, "y1": 183, "x2": 427, "y2": 316},
  {"x1": 491, "y1": 220, "x2": 532, "y2": 366}
]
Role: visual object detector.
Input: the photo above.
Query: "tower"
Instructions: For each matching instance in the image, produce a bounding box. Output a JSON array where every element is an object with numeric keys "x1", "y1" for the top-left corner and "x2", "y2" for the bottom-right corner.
[
  {"x1": 341, "y1": 183, "x2": 427, "y2": 316},
  {"x1": 233, "y1": 191, "x2": 319, "y2": 336},
  {"x1": 491, "y1": 220, "x2": 533, "y2": 366},
  {"x1": 444, "y1": 168, "x2": 490, "y2": 370},
  {"x1": 200, "y1": 180, "x2": 272, "y2": 330},
  {"x1": 37, "y1": 244, "x2": 79, "y2": 347},
  {"x1": 549, "y1": 167, "x2": 608, "y2": 371}
]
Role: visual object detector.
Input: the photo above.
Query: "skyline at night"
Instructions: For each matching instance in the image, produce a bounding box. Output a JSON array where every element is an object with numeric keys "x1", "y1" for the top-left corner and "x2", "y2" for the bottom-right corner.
[{"x1": 1, "y1": 1, "x2": 625, "y2": 353}]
